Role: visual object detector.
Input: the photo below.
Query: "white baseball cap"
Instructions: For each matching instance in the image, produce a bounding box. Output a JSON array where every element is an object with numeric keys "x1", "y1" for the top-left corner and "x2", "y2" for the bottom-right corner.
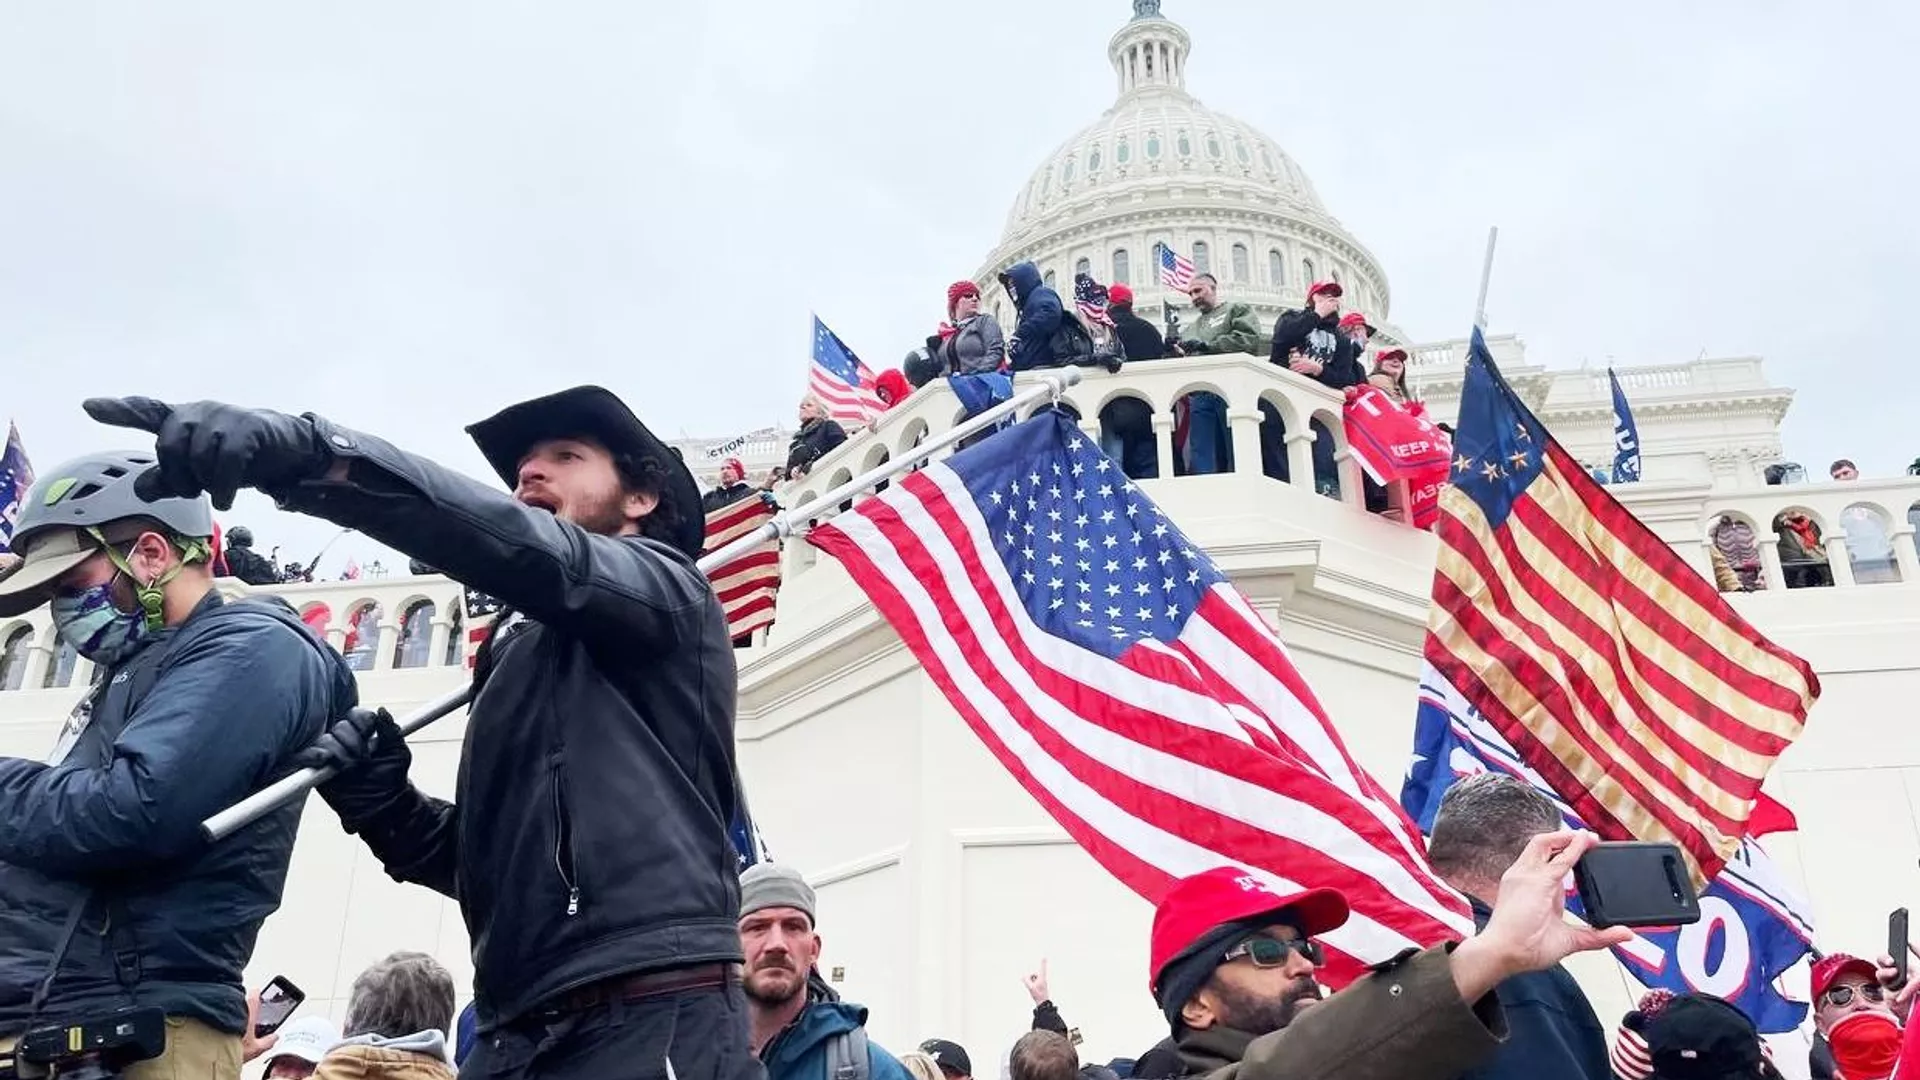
[{"x1": 266, "y1": 1015, "x2": 341, "y2": 1069}]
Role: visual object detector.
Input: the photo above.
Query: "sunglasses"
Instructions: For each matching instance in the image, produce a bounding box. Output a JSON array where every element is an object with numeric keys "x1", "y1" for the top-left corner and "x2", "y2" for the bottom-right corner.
[
  {"x1": 1824, "y1": 983, "x2": 1887, "y2": 1008},
  {"x1": 1223, "y1": 935, "x2": 1323, "y2": 969}
]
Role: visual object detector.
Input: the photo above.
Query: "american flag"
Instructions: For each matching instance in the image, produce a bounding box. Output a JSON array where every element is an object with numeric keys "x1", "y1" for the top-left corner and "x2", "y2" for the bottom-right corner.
[
  {"x1": 459, "y1": 588, "x2": 503, "y2": 669},
  {"x1": 0, "y1": 422, "x2": 33, "y2": 553},
  {"x1": 1157, "y1": 244, "x2": 1195, "y2": 291},
  {"x1": 811, "y1": 315, "x2": 884, "y2": 427},
  {"x1": 703, "y1": 493, "x2": 782, "y2": 640},
  {"x1": 810, "y1": 412, "x2": 1473, "y2": 980},
  {"x1": 1073, "y1": 273, "x2": 1114, "y2": 328},
  {"x1": 1425, "y1": 329, "x2": 1818, "y2": 885}
]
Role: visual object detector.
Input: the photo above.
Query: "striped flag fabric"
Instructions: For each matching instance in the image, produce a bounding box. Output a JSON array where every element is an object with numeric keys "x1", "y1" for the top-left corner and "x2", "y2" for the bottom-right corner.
[
  {"x1": 810, "y1": 411, "x2": 1473, "y2": 981},
  {"x1": 1073, "y1": 273, "x2": 1115, "y2": 327},
  {"x1": 459, "y1": 588, "x2": 502, "y2": 670},
  {"x1": 1425, "y1": 329, "x2": 1819, "y2": 886},
  {"x1": 1157, "y1": 244, "x2": 1195, "y2": 291},
  {"x1": 703, "y1": 493, "x2": 782, "y2": 640},
  {"x1": 811, "y1": 315, "x2": 884, "y2": 427}
]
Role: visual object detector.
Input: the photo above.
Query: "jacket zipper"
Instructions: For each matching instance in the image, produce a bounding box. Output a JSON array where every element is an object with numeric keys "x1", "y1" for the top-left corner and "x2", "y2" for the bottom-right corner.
[{"x1": 550, "y1": 767, "x2": 580, "y2": 917}]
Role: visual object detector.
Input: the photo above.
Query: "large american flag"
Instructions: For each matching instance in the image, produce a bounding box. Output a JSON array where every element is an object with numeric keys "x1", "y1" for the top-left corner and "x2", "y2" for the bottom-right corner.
[
  {"x1": 703, "y1": 493, "x2": 782, "y2": 640},
  {"x1": 1425, "y1": 329, "x2": 1818, "y2": 886},
  {"x1": 0, "y1": 422, "x2": 33, "y2": 552},
  {"x1": 811, "y1": 315, "x2": 884, "y2": 427},
  {"x1": 1157, "y1": 244, "x2": 1195, "y2": 291},
  {"x1": 810, "y1": 412, "x2": 1473, "y2": 979}
]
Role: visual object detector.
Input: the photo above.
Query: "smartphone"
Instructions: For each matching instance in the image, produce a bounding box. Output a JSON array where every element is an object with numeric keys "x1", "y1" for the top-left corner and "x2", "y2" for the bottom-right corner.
[
  {"x1": 254, "y1": 976, "x2": 305, "y2": 1038},
  {"x1": 1890, "y1": 909, "x2": 1910, "y2": 992},
  {"x1": 1573, "y1": 841, "x2": 1702, "y2": 929}
]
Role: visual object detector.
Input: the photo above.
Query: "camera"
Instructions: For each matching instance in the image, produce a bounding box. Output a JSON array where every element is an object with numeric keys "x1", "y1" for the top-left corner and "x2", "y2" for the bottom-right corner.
[{"x1": 8, "y1": 1008, "x2": 164, "y2": 1079}]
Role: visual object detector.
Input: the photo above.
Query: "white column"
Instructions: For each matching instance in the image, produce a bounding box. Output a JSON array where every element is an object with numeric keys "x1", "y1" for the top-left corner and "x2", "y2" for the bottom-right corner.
[
  {"x1": 1757, "y1": 543, "x2": 1786, "y2": 592},
  {"x1": 1285, "y1": 431, "x2": 1315, "y2": 490},
  {"x1": 1227, "y1": 408, "x2": 1263, "y2": 478},
  {"x1": 374, "y1": 620, "x2": 401, "y2": 670},
  {"x1": 427, "y1": 616, "x2": 452, "y2": 668},
  {"x1": 20, "y1": 639, "x2": 52, "y2": 691},
  {"x1": 1823, "y1": 535, "x2": 1856, "y2": 587},
  {"x1": 1892, "y1": 524, "x2": 1920, "y2": 583},
  {"x1": 1152, "y1": 414, "x2": 1176, "y2": 477}
]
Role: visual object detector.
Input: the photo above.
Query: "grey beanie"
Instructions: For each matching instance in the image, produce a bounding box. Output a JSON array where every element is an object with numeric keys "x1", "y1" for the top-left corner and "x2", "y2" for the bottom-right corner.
[{"x1": 739, "y1": 863, "x2": 817, "y2": 925}]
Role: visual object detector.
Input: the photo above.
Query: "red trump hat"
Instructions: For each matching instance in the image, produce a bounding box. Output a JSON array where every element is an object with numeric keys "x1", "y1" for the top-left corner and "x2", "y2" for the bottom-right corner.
[
  {"x1": 1107, "y1": 282, "x2": 1134, "y2": 306},
  {"x1": 1306, "y1": 280, "x2": 1343, "y2": 301},
  {"x1": 1811, "y1": 953, "x2": 1879, "y2": 1001},
  {"x1": 1149, "y1": 867, "x2": 1349, "y2": 997}
]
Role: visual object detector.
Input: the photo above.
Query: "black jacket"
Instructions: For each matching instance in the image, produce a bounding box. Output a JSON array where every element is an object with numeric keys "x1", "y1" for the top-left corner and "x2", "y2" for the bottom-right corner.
[
  {"x1": 701, "y1": 481, "x2": 758, "y2": 515},
  {"x1": 1112, "y1": 305, "x2": 1168, "y2": 364},
  {"x1": 0, "y1": 593, "x2": 353, "y2": 1036},
  {"x1": 223, "y1": 543, "x2": 282, "y2": 586},
  {"x1": 1452, "y1": 900, "x2": 1608, "y2": 1080},
  {"x1": 1003, "y1": 261, "x2": 1066, "y2": 372},
  {"x1": 278, "y1": 419, "x2": 743, "y2": 1029},
  {"x1": 1269, "y1": 309, "x2": 1364, "y2": 390},
  {"x1": 786, "y1": 418, "x2": 847, "y2": 478}
]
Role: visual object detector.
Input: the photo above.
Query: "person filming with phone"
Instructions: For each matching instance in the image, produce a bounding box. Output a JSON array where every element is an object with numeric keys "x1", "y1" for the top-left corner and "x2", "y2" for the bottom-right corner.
[{"x1": 0, "y1": 452, "x2": 358, "y2": 1079}]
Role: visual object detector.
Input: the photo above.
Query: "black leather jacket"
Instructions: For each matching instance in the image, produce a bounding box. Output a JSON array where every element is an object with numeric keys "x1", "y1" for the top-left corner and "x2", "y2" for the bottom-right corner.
[
  {"x1": 0, "y1": 594, "x2": 352, "y2": 1036},
  {"x1": 278, "y1": 418, "x2": 743, "y2": 1028}
]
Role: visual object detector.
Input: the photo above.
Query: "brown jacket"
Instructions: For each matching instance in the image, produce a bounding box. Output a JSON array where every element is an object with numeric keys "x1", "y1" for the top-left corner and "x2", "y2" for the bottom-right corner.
[
  {"x1": 313, "y1": 1043, "x2": 456, "y2": 1080},
  {"x1": 1176, "y1": 944, "x2": 1508, "y2": 1080}
]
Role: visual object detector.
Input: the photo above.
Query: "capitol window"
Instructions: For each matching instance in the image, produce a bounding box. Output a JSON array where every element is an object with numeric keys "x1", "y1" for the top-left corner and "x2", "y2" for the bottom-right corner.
[
  {"x1": 1113, "y1": 249, "x2": 1130, "y2": 284},
  {"x1": 1269, "y1": 249, "x2": 1284, "y2": 286},
  {"x1": 1062, "y1": 156, "x2": 1075, "y2": 184},
  {"x1": 1088, "y1": 146, "x2": 1102, "y2": 173},
  {"x1": 1117, "y1": 138, "x2": 1131, "y2": 164},
  {"x1": 1235, "y1": 138, "x2": 1252, "y2": 166},
  {"x1": 1145, "y1": 133, "x2": 1161, "y2": 160},
  {"x1": 1206, "y1": 134, "x2": 1223, "y2": 160},
  {"x1": 1076, "y1": 256, "x2": 1091, "y2": 277},
  {"x1": 393, "y1": 599, "x2": 436, "y2": 670},
  {"x1": 1192, "y1": 241, "x2": 1210, "y2": 275},
  {"x1": 0, "y1": 625, "x2": 31, "y2": 692},
  {"x1": 1302, "y1": 257, "x2": 1315, "y2": 284},
  {"x1": 42, "y1": 640, "x2": 77, "y2": 690},
  {"x1": 1261, "y1": 145, "x2": 1278, "y2": 175},
  {"x1": 1176, "y1": 130, "x2": 1192, "y2": 158},
  {"x1": 1231, "y1": 244, "x2": 1249, "y2": 283}
]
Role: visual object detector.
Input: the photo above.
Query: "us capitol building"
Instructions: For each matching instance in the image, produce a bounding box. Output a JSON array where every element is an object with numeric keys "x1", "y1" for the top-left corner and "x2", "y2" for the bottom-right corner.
[{"x1": 1, "y1": 4, "x2": 1915, "y2": 1075}]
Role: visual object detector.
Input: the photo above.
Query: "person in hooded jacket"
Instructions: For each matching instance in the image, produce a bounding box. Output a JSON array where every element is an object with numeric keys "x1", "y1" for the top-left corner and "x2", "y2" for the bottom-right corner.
[
  {"x1": 0, "y1": 450, "x2": 357, "y2": 1080},
  {"x1": 999, "y1": 262, "x2": 1068, "y2": 372},
  {"x1": 941, "y1": 281, "x2": 1008, "y2": 374},
  {"x1": 313, "y1": 951, "x2": 457, "y2": 1080},
  {"x1": 739, "y1": 863, "x2": 911, "y2": 1080}
]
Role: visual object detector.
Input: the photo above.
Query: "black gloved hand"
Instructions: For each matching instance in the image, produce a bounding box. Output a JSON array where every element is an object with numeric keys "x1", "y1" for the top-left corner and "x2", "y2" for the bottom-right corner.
[
  {"x1": 295, "y1": 707, "x2": 415, "y2": 829},
  {"x1": 82, "y1": 397, "x2": 333, "y2": 510},
  {"x1": 1180, "y1": 339, "x2": 1211, "y2": 355}
]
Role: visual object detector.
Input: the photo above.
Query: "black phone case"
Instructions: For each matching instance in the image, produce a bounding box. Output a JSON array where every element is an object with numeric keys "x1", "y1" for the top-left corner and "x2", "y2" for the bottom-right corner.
[
  {"x1": 1573, "y1": 841, "x2": 1703, "y2": 929},
  {"x1": 1891, "y1": 908, "x2": 1909, "y2": 989}
]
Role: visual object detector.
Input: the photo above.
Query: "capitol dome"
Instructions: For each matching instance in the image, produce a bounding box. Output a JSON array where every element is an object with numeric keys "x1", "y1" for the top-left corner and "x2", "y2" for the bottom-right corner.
[{"x1": 975, "y1": 0, "x2": 1397, "y2": 342}]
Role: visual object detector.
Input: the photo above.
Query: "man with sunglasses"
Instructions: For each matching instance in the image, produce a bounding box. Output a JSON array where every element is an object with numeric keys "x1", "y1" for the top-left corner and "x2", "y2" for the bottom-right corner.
[
  {"x1": 1149, "y1": 830, "x2": 1631, "y2": 1080},
  {"x1": 1810, "y1": 953, "x2": 1915, "y2": 1079}
]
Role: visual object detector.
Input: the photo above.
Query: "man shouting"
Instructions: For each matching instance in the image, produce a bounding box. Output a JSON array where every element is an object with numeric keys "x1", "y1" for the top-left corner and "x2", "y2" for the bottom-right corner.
[{"x1": 88, "y1": 388, "x2": 757, "y2": 1080}]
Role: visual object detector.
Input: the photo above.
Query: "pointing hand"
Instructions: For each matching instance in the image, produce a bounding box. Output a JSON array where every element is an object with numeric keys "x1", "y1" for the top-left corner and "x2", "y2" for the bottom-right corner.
[{"x1": 84, "y1": 397, "x2": 334, "y2": 510}]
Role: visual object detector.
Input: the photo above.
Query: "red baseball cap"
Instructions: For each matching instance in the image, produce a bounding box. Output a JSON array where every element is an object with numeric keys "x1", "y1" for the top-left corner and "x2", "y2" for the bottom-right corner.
[
  {"x1": 1306, "y1": 280, "x2": 1343, "y2": 301},
  {"x1": 1148, "y1": 867, "x2": 1349, "y2": 993},
  {"x1": 1338, "y1": 311, "x2": 1367, "y2": 329},
  {"x1": 1812, "y1": 953, "x2": 1879, "y2": 1000},
  {"x1": 1375, "y1": 347, "x2": 1408, "y2": 364},
  {"x1": 1108, "y1": 283, "x2": 1134, "y2": 306}
]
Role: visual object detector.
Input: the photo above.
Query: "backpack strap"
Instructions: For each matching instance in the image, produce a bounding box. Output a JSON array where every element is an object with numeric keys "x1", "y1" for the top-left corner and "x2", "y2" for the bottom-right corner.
[{"x1": 827, "y1": 1028, "x2": 870, "y2": 1080}]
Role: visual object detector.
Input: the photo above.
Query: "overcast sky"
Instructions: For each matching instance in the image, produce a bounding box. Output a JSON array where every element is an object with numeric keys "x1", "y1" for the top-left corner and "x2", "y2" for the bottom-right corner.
[{"x1": 4, "y1": 1, "x2": 1915, "y2": 573}]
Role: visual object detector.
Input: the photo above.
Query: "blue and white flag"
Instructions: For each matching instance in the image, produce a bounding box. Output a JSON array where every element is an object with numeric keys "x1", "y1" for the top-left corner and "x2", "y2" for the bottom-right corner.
[
  {"x1": 948, "y1": 372, "x2": 1014, "y2": 427},
  {"x1": 1608, "y1": 369, "x2": 1641, "y2": 482},
  {"x1": 0, "y1": 423, "x2": 33, "y2": 553},
  {"x1": 1402, "y1": 665, "x2": 1817, "y2": 1033}
]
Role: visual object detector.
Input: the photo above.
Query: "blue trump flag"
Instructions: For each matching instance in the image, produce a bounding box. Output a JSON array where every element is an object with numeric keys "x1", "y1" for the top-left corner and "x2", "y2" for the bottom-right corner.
[
  {"x1": 948, "y1": 372, "x2": 1014, "y2": 425},
  {"x1": 1608, "y1": 368, "x2": 1641, "y2": 482},
  {"x1": 1402, "y1": 669, "x2": 1816, "y2": 1033},
  {"x1": 0, "y1": 422, "x2": 33, "y2": 553}
]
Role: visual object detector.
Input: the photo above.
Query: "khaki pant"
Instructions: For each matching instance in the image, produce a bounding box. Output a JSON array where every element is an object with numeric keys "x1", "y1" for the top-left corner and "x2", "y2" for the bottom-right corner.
[{"x1": 2, "y1": 1016, "x2": 241, "y2": 1080}]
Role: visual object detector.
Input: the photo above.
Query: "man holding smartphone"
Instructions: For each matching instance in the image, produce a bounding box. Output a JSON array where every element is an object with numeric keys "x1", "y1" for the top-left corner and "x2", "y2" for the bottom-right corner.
[{"x1": 0, "y1": 452, "x2": 357, "y2": 1080}]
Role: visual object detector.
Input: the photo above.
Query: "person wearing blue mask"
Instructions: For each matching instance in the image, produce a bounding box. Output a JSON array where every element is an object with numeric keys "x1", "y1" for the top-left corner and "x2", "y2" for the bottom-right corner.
[{"x1": 0, "y1": 450, "x2": 357, "y2": 1080}]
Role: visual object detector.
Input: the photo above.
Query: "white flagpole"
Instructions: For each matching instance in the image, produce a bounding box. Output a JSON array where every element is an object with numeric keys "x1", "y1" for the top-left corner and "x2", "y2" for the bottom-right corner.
[
  {"x1": 200, "y1": 369, "x2": 1084, "y2": 842},
  {"x1": 1473, "y1": 226, "x2": 1499, "y2": 330}
]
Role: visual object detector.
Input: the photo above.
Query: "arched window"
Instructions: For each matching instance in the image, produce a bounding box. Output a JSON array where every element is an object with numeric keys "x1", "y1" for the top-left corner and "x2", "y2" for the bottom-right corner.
[
  {"x1": 1302, "y1": 258, "x2": 1315, "y2": 285},
  {"x1": 1117, "y1": 138, "x2": 1132, "y2": 165},
  {"x1": 1075, "y1": 257, "x2": 1091, "y2": 278},
  {"x1": 1113, "y1": 249, "x2": 1131, "y2": 285},
  {"x1": 42, "y1": 640, "x2": 77, "y2": 690},
  {"x1": 1840, "y1": 505, "x2": 1900, "y2": 584},
  {"x1": 1088, "y1": 146, "x2": 1102, "y2": 173},
  {"x1": 1205, "y1": 134, "x2": 1223, "y2": 160},
  {"x1": 1192, "y1": 241, "x2": 1210, "y2": 276},
  {"x1": 1234, "y1": 138, "x2": 1252, "y2": 166},
  {"x1": 343, "y1": 602, "x2": 383, "y2": 672},
  {"x1": 1231, "y1": 244, "x2": 1250, "y2": 283},
  {"x1": 1043, "y1": 269, "x2": 1057, "y2": 289},
  {"x1": 1145, "y1": 133, "x2": 1161, "y2": 160},
  {"x1": 1061, "y1": 155, "x2": 1075, "y2": 185},
  {"x1": 1176, "y1": 130, "x2": 1193, "y2": 158},
  {"x1": 1269, "y1": 249, "x2": 1285, "y2": 286},
  {"x1": 393, "y1": 599, "x2": 436, "y2": 669},
  {"x1": 0, "y1": 626, "x2": 33, "y2": 691},
  {"x1": 443, "y1": 604, "x2": 465, "y2": 667}
]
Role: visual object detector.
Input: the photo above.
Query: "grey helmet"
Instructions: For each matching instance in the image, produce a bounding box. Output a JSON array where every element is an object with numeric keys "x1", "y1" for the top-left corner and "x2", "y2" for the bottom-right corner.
[
  {"x1": 11, "y1": 450, "x2": 215, "y2": 550},
  {"x1": 0, "y1": 450, "x2": 218, "y2": 617},
  {"x1": 227, "y1": 525, "x2": 255, "y2": 548}
]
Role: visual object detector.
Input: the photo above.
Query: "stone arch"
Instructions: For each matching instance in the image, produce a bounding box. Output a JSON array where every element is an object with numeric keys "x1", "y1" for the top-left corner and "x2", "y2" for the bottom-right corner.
[
  {"x1": 895, "y1": 418, "x2": 932, "y2": 466},
  {"x1": 1096, "y1": 390, "x2": 1159, "y2": 481},
  {"x1": 1769, "y1": 506, "x2": 1833, "y2": 589},
  {"x1": 0, "y1": 623, "x2": 34, "y2": 691},
  {"x1": 342, "y1": 599, "x2": 384, "y2": 670},
  {"x1": 1704, "y1": 511, "x2": 1768, "y2": 592},
  {"x1": 1909, "y1": 499, "x2": 1920, "y2": 558},
  {"x1": 1309, "y1": 407, "x2": 1348, "y2": 500},
  {"x1": 1839, "y1": 501, "x2": 1901, "y2": 584},
  {"x1": 392, "y1": 597, "x2": 437, "y2": 669}
]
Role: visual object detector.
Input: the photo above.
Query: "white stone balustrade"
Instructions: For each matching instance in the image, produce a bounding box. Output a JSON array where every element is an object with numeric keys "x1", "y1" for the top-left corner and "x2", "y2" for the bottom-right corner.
[{"x1": 1693, "y1": 477, "x2": 1920, "y2": 592}]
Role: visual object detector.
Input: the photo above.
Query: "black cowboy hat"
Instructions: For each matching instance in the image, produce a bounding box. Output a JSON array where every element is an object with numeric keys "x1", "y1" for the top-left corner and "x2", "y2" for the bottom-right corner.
[{"x1": 467, "y1": 385, "x2": 704, "y2": 559}]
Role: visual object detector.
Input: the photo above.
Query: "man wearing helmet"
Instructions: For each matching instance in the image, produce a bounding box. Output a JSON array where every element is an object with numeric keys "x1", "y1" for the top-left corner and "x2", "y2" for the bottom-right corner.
[
  {"x1": 0, "y1": 451, "x2": 359, "y2": 1079},
  {"x1": 221, "y1": 525, "x2": 282, "y2": 586},
  {"x1": 84, "y1": 387, "x2": 754, "y2": 1080}
]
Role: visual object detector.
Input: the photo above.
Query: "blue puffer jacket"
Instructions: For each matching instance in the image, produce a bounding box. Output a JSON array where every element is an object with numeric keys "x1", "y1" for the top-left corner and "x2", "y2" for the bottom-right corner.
[
  {"x1": 762, "y1": 1000, "x2": 912, "y2": 1080},
  {"x1": 1002, "y1": 261, "x2": 1064, "y2": 372},
  {"x1": 0, "y1": 592, "x2": 356, "y2": 1037}
]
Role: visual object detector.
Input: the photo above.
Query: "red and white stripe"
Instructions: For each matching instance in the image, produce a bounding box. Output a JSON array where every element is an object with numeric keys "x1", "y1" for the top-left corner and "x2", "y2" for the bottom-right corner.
[
  {"x1": 1158, "y1": 245, "x2": 1195, "y2": 291},
  {"x1": 704, "y1": 497, "x2": 781, "y2": 640},
  {"x1": 811, "y1": 463, "x2": 1473, "y2": 983},
  {"x1": 808, "y1": 357, "x2": 885, "y2": 429},
  {"x1": 1428, "y1": 441, "x2": 1819, "y2": 884}
]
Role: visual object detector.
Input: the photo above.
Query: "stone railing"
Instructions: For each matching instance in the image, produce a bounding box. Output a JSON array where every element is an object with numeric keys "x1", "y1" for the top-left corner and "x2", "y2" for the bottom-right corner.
[
  {"x1": 0, "y1": 575, "x2": 473, "y2": 698},
  {"x1": 1403, "y1": 332, "x2": 1529, "y2": 372},
  {"x1": 1687, "y1": 477, "x2": 1920, "y2": 592}
]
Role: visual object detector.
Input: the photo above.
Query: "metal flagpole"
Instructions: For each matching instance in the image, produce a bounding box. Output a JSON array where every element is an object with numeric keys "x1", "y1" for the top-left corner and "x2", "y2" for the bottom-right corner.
[
  {"x1": 1473, "y1": 226, "x2": 1499, "y2": 330},
  {"x1": 200, "y1": 368, "x2": 1084, "y2": 842}
]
